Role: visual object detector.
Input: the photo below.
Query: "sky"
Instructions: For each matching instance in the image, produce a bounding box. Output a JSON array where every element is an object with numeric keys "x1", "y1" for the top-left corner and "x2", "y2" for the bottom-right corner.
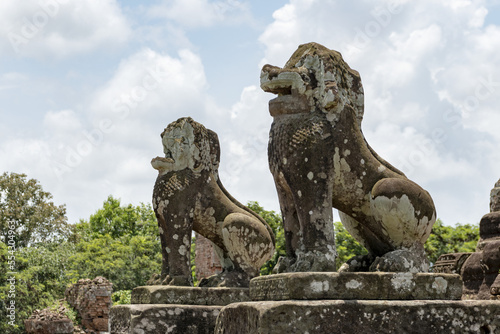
[{"x1": 1, "y1": 0, "x2": 500, "y2": 227}]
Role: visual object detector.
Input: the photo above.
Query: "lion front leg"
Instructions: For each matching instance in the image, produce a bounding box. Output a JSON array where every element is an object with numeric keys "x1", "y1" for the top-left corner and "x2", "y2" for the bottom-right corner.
[
  {"x1": 276, "y1": 171, "x2": 337, "y2": 273},
  {"x1": 271, "y1": 174, "x2": 301, "y2": 273},
  {"x1": 158, "y1": 209, "x2": 194, "y2": 286}
]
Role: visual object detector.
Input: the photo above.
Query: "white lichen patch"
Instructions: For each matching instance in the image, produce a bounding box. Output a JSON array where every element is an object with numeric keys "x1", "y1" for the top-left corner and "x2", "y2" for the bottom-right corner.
[
  {"x1": 378, "y1": 165, "x2": 386, "y2": 172},
  {"x1": 325, "y1": 245, "x2": 337, "y2": 262},
  {"x1": 346, "y1": 279, "x2": 363, "y2": 289},
  {"x1": 391, "y1": 272, "x2": 414, "y2": 290},
  {"x1": 370, "y1": 194, "x2": 419, "y2": 247},
  {"x1": 297, "y1": 190, "x2": 302, "y2": 198},
  {"x1": 307, "y1": 172, "x2": 314, "y2": 180},
  {"x1": 178, "y1": 245, "x2": 187, "y2": 256},
  {"x1": 310, "y1": 280, "x2": 330, "y2": 293},
  {"x1": 432, "y1": 277, "x2": 448, "y2": 294}
]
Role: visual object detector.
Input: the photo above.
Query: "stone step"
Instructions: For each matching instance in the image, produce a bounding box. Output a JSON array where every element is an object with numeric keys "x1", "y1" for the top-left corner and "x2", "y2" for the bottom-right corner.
[
  {"x1": 215, "y1": 300, "x2": 500, "y2": 334},
  {"x1": 250, "y1": 272, "x2": 463, "y2": 301},
  {"x1": 110, "y1": 304, "x2": 221, "y2": 334},
  {"x1": 131, "y1": 286, "x2": 250, "y2": 306}
]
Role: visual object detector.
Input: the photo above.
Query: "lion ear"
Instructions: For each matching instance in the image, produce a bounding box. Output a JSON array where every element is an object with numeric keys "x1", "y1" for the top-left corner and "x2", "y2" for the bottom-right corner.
[{"x1": 207, "y1": 129, "x2": 220, "y2": 171}]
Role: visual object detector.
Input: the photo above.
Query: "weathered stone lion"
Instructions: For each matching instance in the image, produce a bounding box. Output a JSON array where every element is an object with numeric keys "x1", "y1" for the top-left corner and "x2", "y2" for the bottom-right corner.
[
  {"x1": 261, "y1": 42, "x2": 436, "y2": 273},
  {"x1": 151, "y1": 117, "x2": 275, "y2": 287}
]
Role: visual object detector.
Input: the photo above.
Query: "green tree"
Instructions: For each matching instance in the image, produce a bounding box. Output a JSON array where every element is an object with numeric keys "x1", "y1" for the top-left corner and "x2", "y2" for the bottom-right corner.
[
  {"x1": 424, "y1": 219, "x2": 479, "y2": 264},
  {"x1": 67, "y1": 234, "x2": 161, "y2": 291},
  {"x1": 334, "y1": 221, "x2": 368, "y2": 268},
  {"x1": 0, "y1": 172, "x2": 69, "y2": 248},
  {"x1": 67, "y1": 196, "x2": 162, "y2": 291},
  {"x1": 0, "y1": 242, "x2": 76, "y2": 334},
  {"x1": 81, "y1": 195, "x2": 159, "y2": 240}
]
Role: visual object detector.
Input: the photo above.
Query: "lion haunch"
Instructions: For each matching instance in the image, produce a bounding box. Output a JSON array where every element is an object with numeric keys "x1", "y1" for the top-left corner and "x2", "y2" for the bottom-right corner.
[
  {"x1": 261, "y1": 42, "x2": 436, "y2": 273},
  {"x1": 151, "y1": 117, "x2": 275, "y2": 287}
]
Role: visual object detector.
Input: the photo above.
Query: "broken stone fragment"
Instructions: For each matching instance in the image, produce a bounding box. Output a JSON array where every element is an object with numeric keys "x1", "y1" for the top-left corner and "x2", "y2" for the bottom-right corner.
[{"x1": 461, "y1": 179, "x2": 500, "y2": 299}]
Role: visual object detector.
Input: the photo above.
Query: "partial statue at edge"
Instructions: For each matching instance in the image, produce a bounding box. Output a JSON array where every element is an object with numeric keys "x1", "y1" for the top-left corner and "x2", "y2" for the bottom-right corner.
[
  {"x1": 151, "y1": 117, "x2": 275, "y2": 287},
  {"x1": 261, "y1": 42, "x2": 436, "y2": 273}
]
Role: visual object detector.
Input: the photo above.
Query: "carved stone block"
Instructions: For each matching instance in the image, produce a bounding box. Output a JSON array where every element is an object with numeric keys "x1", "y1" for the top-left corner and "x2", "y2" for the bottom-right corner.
[
  {"x1": 250, "y1": 272, "x2": 463, "y2": 301},
  {"x1": 214, "y1": 300, "x2": 500, "y2": 334}
]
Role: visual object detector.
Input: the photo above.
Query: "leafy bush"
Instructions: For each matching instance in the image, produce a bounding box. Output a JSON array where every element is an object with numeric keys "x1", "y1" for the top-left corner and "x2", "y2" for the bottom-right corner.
[{"x1": 112, "y1": 290, "x2": 131, "y2": 305}]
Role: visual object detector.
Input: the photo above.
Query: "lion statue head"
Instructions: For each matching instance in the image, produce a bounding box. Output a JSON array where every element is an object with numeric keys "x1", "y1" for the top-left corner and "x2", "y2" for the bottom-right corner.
[
  {"x1": 260, "y1": 42, "x2": 364, "y2": 126},
  {"x1": 151, "y1": 117, "x2": 220, "y2": 175}
]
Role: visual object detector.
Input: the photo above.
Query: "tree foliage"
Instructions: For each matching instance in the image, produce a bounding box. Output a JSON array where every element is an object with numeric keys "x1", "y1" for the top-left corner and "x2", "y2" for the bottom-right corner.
[
  {"x1": 82, "y1": 196, "x2": 159, "y2": 240},
  {"x1": 334, "y1": 221, "x2": 368, "y2": 268},
  {"x1": 0, "y1": 172, "x2": 69, "y2": 248},
  {"x1": 0, "y1": 242, "x2": 75, "y2": 334},
  {"x1": 67, "y1": 196, "x2": 161, "y2": 291},
  {"x1": 424, "y1": 219, "x2": 479, "y2": 264},
  {"x1": 67, "y1": 233, "x2": 161, "y2": 291}
]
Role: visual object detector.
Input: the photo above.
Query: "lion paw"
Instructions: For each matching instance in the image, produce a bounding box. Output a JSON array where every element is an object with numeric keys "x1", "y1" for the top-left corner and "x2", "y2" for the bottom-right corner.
[
  {"x1": 161, "y1": 275, "x2": 192, "y2": 286},
  {"x1": 369, "y1": 247, "x2": 430, "y2": 273},
  {"x1": 338, "y1": 254, "x2": 375, "y2": 272},
  {"x1": 198, "y1": 268, "x2": 251, "y2": 288},
  {"x1": 272, "y1": 252, "x2": 336, "y2": 274}
]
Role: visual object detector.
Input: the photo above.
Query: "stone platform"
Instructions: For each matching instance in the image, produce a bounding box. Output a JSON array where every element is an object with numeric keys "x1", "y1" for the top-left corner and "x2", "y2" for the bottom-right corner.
[
  {"x1": 131, "y1": 285, "x2": 250, "y2": 305},
  {"x1": 109, "y1": 286, "x2": 250, "y2": 334},
  {"x1": 250, "y1": 272, "x2": 463, "y2": 301},
  {"x1": 110, "y1": 304, "x2": 221, "y2": 334},
  {"x1": 24, "y1": 319, "x2": 74, "y2": 334},
  {"x1": 214, "y1": 300, "x2": 500, "y2": 334}
]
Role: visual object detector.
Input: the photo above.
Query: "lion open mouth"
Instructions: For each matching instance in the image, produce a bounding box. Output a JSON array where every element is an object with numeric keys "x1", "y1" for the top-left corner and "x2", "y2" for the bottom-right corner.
[{"x1": 260, "y1": 65, "x2": 310, "y2": 116}]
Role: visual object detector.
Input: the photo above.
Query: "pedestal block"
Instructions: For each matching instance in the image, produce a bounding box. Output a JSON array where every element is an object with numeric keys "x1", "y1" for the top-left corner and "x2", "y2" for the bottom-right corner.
[
  {"x1": 250, "y1": 272, "x2": 463, "y2": 301},
  {"x1": 110, "y1": 304, "x2": 221, "y2": 334},
  {"x1": 24, "y1": 319, "x2": 74, "y2": 334},
  {"x1": 214, "y1": 300, "x2": 500, "y2": 334},
  {"x1": 109, "y1": 286, "x2": 250, "y2": 334},
  {"x1": 132, "y1": 286, "x2": 250, "y2": 305}
]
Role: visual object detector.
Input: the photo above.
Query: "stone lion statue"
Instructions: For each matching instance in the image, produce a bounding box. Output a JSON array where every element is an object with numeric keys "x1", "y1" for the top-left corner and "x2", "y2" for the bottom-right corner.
[
  {"x1": 151, "y1": 117, "x2": 275, "y2": 287},
  {"x1": 261, "y1": 42, "x2": 436, "y2": 273}
]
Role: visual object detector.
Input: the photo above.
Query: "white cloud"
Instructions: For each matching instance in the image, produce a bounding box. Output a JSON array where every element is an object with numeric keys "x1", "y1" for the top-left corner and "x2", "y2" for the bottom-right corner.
[
  {"x1": 217, "y1": 85, "x2": 278, "y2": 211},
  {"x1": 89, "y1": 48, "x2": 209, "y2": 146},
  {"x1": 0, "y1": 0, "x2": 130, "y2": 58},
  {"x1": 147, "y1": 0, "x2": 252, "y2": 28}
]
